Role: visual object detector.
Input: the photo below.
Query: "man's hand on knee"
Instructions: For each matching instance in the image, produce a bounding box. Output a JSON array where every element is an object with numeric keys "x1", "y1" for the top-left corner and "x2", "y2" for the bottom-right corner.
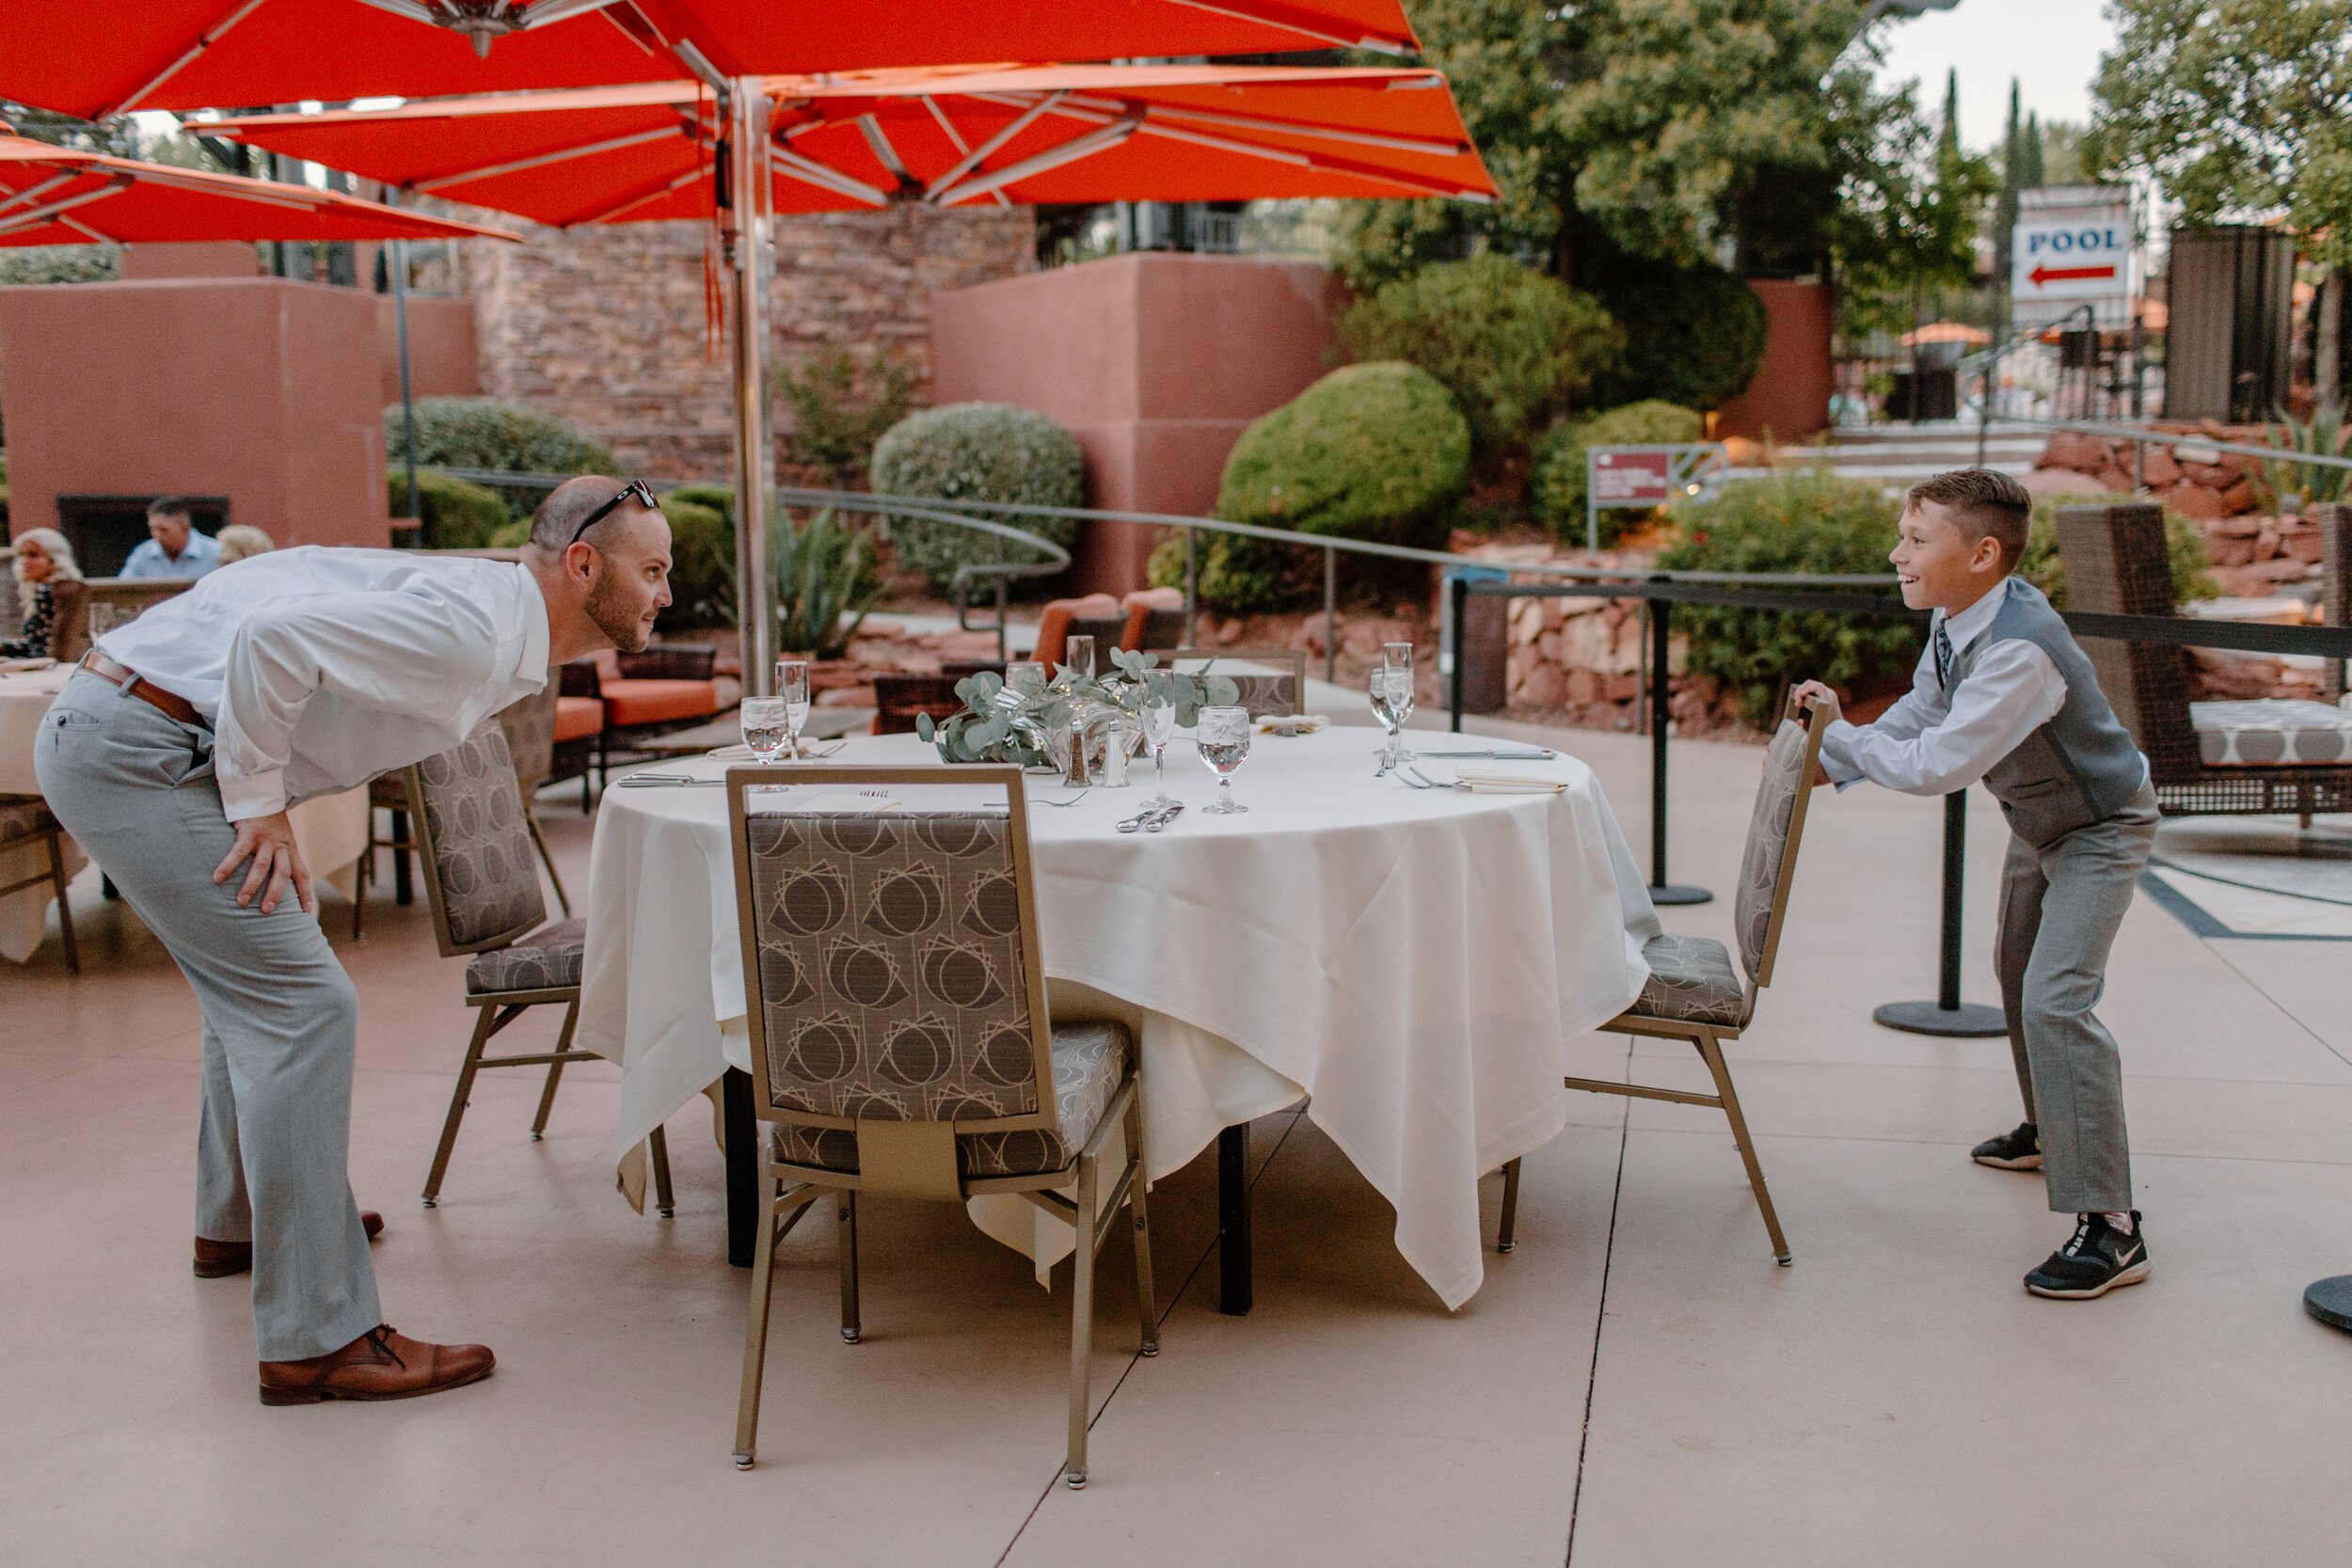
[{"x1": 215, "y1": 810, "x2": 314, "y2": 915}]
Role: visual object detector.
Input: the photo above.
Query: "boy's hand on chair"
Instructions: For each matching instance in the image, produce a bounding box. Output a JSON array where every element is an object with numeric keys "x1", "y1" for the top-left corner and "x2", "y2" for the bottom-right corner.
[{"x1": 1789, "y1": 682, "x2": 1840, "y2": 788}]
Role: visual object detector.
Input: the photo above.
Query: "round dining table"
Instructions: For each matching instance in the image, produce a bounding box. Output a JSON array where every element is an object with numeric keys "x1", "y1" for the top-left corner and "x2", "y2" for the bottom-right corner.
[{"x1": 579, "y1": 726, "x2": 1660, "y2": 1310}]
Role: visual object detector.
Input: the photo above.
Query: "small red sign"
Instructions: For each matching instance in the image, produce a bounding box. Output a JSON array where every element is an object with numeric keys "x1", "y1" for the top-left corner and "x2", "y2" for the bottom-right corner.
[{"x1": 1593, "y1": 450, "x2": 1672, "y2": 503}]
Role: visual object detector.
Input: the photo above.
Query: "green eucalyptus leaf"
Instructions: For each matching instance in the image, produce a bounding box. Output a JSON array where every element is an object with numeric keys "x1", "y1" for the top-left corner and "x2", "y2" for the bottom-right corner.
[
  {"x1": 1203, "y1": 673, "x2": 1240, "y2": 706},
  {"x1": 1175, "y1": 702, "x2": 1202, "y2": 728},
  {"x1": 915, "y1": 712, "x2": 935, "y2": 742}
]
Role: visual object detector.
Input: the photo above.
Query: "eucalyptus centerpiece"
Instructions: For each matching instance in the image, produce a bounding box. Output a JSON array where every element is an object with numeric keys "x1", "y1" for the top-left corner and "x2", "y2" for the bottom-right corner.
[{"x1": 916, "y1": 649, "x2": 1240, "y2": 769}]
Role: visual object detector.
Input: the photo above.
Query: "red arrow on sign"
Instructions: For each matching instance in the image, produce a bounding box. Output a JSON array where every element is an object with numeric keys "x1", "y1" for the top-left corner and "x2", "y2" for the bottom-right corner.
[{"x1": 2030, "y1": 262, "x2": 2117, "y2": 286}]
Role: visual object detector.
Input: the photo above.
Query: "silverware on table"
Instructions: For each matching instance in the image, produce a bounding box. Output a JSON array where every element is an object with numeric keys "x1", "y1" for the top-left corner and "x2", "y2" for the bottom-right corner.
[
  {"x1": 1401, "y1": 765, "x2": 1452, "y2": 791},
  {"x1": 1142, "y1": 801, "x2": 1185, "y2": 832},
  {"x1": 1033, "y1": 787, "x2": 1090, "y2": 807},
  {"x1": 1415, "y1": 749, "x2": 1555, "y2": 760},
  {"x1": 1115, "y1": 802, "x2": 1160, "y2": 832}
]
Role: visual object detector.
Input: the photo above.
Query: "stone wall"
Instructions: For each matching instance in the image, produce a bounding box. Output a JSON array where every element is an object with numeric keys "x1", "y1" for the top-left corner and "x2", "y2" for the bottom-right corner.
[{"x1": 458, "y1": 208, "x2": 1035, "y2": 483}]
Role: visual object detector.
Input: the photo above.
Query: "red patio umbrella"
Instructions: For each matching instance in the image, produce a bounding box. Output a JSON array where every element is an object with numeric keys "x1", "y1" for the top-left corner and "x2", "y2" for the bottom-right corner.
[
  {"x1": 198, "y1": 63, "x2": 1497, "y2": 224},
  {"x1": 3, "y1": 1, "x2": 1421, "y2": 120},
  {"x1": 0, "y1": 133, "x2": 521, "y2": 245}
]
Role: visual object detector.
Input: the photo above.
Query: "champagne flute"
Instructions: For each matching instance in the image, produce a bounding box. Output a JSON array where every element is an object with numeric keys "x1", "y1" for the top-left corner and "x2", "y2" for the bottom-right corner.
[
  {"x1": 1063, "y1": 634, "x2": 1095, "y2": 683},
  {"x1": 741, "y1": 696, "x2": 790, "y2": 764},
  {"x1": 1004, "y1": 659, "x2": 1047, "y2": 698},
  {"x1": 776, "y1": 659, "x2": 811, "y2": 758},
  {"x1": 1196, "y1": 705, "x2": 1251, "y2": 815},
  {"x1": 1143, "y1": 692, "x2": 1178, "y2": 805},
  {"x1": 1368, "y1": 667, "x2": 1403, "y2": 772},
  {"x1": 1381, "y1": 641, "x2": 1416, "y2": 768}
]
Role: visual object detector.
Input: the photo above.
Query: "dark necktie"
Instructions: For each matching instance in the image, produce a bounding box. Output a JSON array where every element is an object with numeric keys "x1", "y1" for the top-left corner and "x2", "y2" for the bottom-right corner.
[{"x1": 1934, "y1": 620, "x2": 1955, "y2": 692}]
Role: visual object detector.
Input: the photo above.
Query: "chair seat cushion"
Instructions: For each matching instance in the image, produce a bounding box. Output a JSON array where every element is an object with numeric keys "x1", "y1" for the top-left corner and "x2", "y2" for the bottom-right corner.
[
  {"x1": 464, "y1": 917, "x2": 587, "y2": 995},
  {"x1": 2191, "y1": 699, "x2": 2352, "y2": 767},
  {"x1": 0, "y1": 794, "x2": 59, "y2": 844},
  {"x1": 554, "y1": 696, "x2": 605, "y2": 742},
  {"x1": 771, "y1": 1020, "x2": 1131, "y2": 1180},
  {"x1": 1624, "y1": 931, "x2": 1745, "y2": 1027},
  {"x1": 602, "y1": 679, "x2": 718, "y2": 729}
]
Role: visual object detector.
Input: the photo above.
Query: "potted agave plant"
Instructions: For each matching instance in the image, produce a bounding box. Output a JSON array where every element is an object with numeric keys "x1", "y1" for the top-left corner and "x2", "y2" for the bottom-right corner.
[
  {"x1": 917, "y1": 648, "x2": 1238, "y2": 772},
  {"x1": 770, "y1": 507, "x2": 884, "y2": 699}
]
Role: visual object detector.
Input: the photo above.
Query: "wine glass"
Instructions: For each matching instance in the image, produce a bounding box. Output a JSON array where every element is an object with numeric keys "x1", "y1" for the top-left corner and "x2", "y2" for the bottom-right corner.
[
  {"x1": 1196, "y1": 705, "x2": 1251, "y2": 815},
  {"x1": 1142, "y1": 692, "x2": 1178, "y2": 805},
  {"x1": 776, "y1": 659, "x2": 811, "y2": 758},
  {"x1": 1381, "y1": 641, "x2": 1416, "y2": 768},
  {"x1": 1004, "y1": 659, "x2": 1047, "y2": 699},
  {"x1": 1063, "y1": 634, "x2": 1095, "y2": 683},
  {"x1": 741, "y1": 696, "x2": 790, "y2": 764}
]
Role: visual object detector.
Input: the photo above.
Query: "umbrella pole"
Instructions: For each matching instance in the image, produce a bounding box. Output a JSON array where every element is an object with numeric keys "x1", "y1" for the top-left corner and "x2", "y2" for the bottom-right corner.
[
  {"x1": 387, "y1": 198, "x2": 420, "y2": 544},
  {"x1": 727, "y1": 80, "x2": 775, "y2": 698}
]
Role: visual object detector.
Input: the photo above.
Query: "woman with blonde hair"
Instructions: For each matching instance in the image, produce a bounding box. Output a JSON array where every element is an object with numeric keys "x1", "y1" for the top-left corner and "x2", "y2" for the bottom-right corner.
[
  {"x1": 215, "y1": 524, "x2": 276, "y2": 565},
  {"x1": 4, "y1": 528, "x2": 81, "y2": 657}
]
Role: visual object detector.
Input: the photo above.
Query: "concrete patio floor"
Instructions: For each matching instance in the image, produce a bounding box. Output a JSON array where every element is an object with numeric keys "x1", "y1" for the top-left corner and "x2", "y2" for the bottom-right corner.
[{"x1": 4, "y1": 718, "x2": 2348, "y2": 1566}]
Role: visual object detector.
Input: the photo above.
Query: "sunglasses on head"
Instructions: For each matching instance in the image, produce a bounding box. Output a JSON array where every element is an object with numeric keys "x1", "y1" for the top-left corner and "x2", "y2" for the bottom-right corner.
[{"x1": 567, "y1": 480, "x2": 659, "y2": 547}]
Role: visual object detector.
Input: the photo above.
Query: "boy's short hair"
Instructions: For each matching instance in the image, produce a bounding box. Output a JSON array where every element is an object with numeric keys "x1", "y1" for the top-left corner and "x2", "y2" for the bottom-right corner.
[{"x1": 1906, "y1": 467, "x2": 2032, "y2": 572}]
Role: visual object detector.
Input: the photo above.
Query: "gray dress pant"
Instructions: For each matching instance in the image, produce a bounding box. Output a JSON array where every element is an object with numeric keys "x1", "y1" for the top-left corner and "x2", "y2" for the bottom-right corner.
[
  {"x1": 1993, "y1": 781, "x2": 2158, "y2": 1216},
  {"x1": 37, "y1": 671, "x2": 380, "y2": 1362}
]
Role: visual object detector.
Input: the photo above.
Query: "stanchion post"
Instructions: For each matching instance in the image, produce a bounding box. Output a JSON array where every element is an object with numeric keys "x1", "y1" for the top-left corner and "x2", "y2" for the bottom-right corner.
[
  {"x1": 1646, "y1": 588, "x2": 1712, "y2": 906},
  {"x1": 1873, "y1": 790, "x2": 2007, "y2": 1036},
  {"x1": 1449, "y1": 575, "x2": 1468, "y2": 733}
]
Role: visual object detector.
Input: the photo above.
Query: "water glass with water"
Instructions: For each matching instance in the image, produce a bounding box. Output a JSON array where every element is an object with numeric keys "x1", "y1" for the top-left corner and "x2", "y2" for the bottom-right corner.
[
  {"x1": 1063, "y1": 635, "x2": 1095, "y2": 683},
  {"x1": 1380, "y1": 641, "x2": 1415, "y2": 767},
  {"x1": 741, "y1": 696, "x2": 790, "y2": 764},
  {"x1": 776, "y1": 660, "x2": 811, "y2": 758},
  {"x1": 1196, "y1": 705, "x2": 1252, "y2": 815}
]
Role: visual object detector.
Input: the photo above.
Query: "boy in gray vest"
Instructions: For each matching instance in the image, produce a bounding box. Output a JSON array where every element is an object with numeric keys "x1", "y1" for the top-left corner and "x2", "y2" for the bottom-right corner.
[{"x1": 1793, "y1": 468, "x2": 2159, "y2": 1300}]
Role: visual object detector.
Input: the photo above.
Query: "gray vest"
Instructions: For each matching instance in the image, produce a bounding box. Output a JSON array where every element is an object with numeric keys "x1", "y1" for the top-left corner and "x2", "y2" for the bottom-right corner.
[{"x1": 1945, "y1": 578, "x2": 2147, "y2": 847}]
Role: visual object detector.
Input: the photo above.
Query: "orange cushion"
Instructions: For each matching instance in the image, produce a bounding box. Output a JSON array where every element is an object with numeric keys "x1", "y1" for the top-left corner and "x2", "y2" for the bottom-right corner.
[
  {"x1": 603, "y1": 678, "x2": 718, "y2": 728},
  {"x1": 554, "y1": 696, "x2": 605, "y2": 741}
]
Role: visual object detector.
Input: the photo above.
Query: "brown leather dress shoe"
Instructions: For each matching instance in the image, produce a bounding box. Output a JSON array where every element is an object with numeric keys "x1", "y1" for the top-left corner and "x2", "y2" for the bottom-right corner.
[
  {"x1": 196, "y1": 1212, "x2": 385, "y2": 1278},
  {"x1": 259, "y1": 1324, "x2": 495, "y2": 1405}
]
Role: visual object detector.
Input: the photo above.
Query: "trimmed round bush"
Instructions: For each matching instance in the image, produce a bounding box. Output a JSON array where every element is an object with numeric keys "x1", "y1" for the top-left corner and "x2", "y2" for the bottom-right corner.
[
  {"x1": 1532, "y1": 400, "x2": 1706, "y2": 543},
  {"x1": 390, "y1": 468, "x2": 510, "y2": 551},
  {"x1": 868, "y1": 403, "x2": 1085, "y2": 592},
  {"x1": 385, "y1": 396, "x2": 617, "y2": 517},
  {"x1": 655, "y1": 496, "x2": 737, "y2": 629},
  {"x1": 1586, "y1": 264, "x2": 1767, "y2": 413}
]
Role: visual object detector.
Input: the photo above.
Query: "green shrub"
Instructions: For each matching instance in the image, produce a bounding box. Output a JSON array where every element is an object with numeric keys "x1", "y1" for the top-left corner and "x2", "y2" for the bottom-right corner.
[
  {"x1": 384, "y1": 396, "x2": 617, "y2": 517},
  {"x1": 657, "y1": 496, "x2": 737, "y2": 629},
  {"x1": 389, "y1": 468, "x2": 511, "y2": 550},
  {"x1": 2016, "y1": 498, "x2": 2217, "y2": 610},
  {"x1": 773, "y1": 509, "x2": 884, "y2": 658},
  {"x1": 1656, "y1": 472, "x2": 1921, "y2": 724},
  {"x1": 1585, "y1": 263, "x2": 1768, "y2": 413},
  {"x1": 868, "y1": 403, "x2": 1085, "y2": 593},
  {"x1": 1532, "y1": 400, "x2": 1707, "y2": 544},
  {"x1": 663, "y1": 483, "x2": 739, "y2": 521},
  {"x1": 1336, "y1": 255, "x2": 1622, "y2": 465},
  {"x1": 776, "y1": 348, "x2": 917, "y2": 484}
]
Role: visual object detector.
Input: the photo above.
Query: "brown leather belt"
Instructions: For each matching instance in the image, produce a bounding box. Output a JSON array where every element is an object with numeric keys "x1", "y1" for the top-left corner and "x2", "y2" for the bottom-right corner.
[{"x1": 79, "y1": 650, "x2": 210, "y2": 730}]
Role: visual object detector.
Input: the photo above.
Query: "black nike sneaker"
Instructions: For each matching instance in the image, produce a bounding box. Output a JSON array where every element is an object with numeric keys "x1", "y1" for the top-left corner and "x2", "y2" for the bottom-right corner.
[
  {"x1": 2025, "y1": 1212, "x2": 2151, "y2": 1300},
  {"x1": 1971, "y1": 1122, "x2": 2042, "y2": 1170}
]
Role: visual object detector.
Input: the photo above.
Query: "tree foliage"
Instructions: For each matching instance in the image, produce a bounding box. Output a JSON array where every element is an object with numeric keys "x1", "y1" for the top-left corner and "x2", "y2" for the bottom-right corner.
[{"x1": 774, "y1": 346, "x2": 918, "y2": 485}]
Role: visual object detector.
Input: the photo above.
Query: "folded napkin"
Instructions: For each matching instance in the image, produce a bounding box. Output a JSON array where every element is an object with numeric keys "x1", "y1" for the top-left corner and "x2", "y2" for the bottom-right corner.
[
  {"x1": 1258, "y1": 713, "x2": 1330, "y2": 736},
  {"x1": 1452, "y1": 765, "x2": 1568, "y2": 795}
]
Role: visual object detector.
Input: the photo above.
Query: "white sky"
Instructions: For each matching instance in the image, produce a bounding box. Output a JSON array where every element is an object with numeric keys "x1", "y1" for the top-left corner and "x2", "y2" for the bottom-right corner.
[{"x1": 1870, "y1": 0, "x2": 2120, "y2": 152}]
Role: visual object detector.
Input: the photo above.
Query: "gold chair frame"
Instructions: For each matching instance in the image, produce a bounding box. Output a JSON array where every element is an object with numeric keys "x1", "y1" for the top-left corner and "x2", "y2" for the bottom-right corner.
[
  {"x1": 0, "y1": 796, "x2": 79, "y2": 975},
  {"x1": 1498, "y1": 699, "x2": 1828, "y2": 1265},
  {"x1": 724, "y1": 765, "x2": 1158, "y2": 1489}
]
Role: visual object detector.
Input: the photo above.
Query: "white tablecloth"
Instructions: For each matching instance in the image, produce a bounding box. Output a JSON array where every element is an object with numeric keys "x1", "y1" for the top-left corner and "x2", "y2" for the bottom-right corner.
[
  {"x1": 581, "y1": 730, "x2": 1660, "y2": 1308},
  {"x1": 0, "y1": 664, "x2": 369, "y2": 961}
]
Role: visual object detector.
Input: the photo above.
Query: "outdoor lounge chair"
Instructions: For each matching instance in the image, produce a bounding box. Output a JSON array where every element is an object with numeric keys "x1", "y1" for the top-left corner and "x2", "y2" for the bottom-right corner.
[
  {"x1": 405, "y1": 714, "x2": 672, "y2": 1212},
  {"x1": 2058, "y1": 501, "x2": 2352, "y2": 820},
  {"x1": 1496, "y1": 697, "x2": 1829, "y2": 1265},
  {"x1": 723, "y1": 765, "x2": 1157, "y2": 1488},
  {"x1": 561, "y1": 641, "x2": 725, "y2": 790}
]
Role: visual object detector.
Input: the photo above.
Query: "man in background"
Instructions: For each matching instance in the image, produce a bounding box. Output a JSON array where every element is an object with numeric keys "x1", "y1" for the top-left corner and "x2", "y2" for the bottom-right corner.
[{"x1": 119, "y1": 496, "x2": 223, "y2": 579}]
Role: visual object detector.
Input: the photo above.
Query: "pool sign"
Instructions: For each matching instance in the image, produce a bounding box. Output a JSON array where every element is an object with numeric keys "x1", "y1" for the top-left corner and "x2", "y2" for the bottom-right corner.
[{"x1": 2010, "y1": 187, "x2": 2137, "y2": 325}]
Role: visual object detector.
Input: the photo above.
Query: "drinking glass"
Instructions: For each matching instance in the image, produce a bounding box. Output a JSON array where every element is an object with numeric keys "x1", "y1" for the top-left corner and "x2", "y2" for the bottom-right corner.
[
  {"x1": 776, "y1": 660, "x2": 811, "y2": 758},
  {"x1": 1004, "y1": 659, "x2": 1047, "y2": 699},
  {"x1": 741, "y1": 696, "x2": 790, "y2": 764},
  {"x1": 1142, "y1": 693, "x2": 1178, "y2": 805},
  {"x1": 1196, "y1": 705, "x2": 1251, "y2": 815},
  {"x1": 1063, "y1": 634, "x2": 1095, "y2": 683},
  {"x1": 1380, "y1": 641, "x2": 1416, "y2": 768}
]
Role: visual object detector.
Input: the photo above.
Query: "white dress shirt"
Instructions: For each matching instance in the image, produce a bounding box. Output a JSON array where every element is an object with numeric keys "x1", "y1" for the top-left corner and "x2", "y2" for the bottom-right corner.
[
  {"x1": 1819, "y1": 578, "x2": 2079, "y2": 797},
  {"x1": 96, "y1": 547, "x2": 549, "y2": 821}
]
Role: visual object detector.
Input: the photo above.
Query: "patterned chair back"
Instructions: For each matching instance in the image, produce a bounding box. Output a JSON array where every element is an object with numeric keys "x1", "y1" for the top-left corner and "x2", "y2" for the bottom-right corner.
[
  {"x1": 497, "y1": 683, "x2": 560, "y2": 796},
  {"x1": 1162, "y1": 648, "x2": 1306, "y2": 718},
  {"x1": 1731, "y1": 699, "x2": 1828, "y2": 990},
  {"x1": 728, "y1": 768, "x2": 1058, "y2": 1144},
  {"x1": 405, "y1": 716, "x2": 548, "y2": 958}
]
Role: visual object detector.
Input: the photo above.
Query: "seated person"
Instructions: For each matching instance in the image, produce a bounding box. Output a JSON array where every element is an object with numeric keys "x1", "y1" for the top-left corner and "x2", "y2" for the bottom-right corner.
[
  {"x1": 215, "y1": 524, "x2": 276, "y2": 565},
  {"x1": 119, "y1": 497, "x2": 224, "y2": 579},
  {"x1": 3, "y1": 528, "x2": 82, "y2": 657}
]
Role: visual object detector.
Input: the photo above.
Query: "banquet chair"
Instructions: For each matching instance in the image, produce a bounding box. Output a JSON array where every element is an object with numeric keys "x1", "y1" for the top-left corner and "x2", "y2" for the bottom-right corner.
[
  {"x1": 405, "y1": 715, "x2": 672, "y2": 1213},
  {"x1": 1161, "y1": 647, "x2": 1306, "y2": 718},
  {"x1": 1497, "y1": 696, "x2": 1827, "y2": 1265},
  {"x1": 495, "y1": 683, "x2": 572, "y2": 917},
  {"x1": 0, "y1": 795, "x2": 79, "y2": 974},
  {"x1": 723, "y1": 765, "x2": 1157, "y2": 1489}
]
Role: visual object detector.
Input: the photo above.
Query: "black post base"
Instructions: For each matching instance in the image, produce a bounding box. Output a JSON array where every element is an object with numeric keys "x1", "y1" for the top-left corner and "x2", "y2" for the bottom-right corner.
[
  {"x1": 1217, "y1": 1123, "x2": 1253, "y2": 1317},
  {"x1": 1872, "y1": 1000, "x2": 2007, "y2": 1037},
  {"x1": 2304, "y1": 1274, "x2": 2352, "y2": 1333},
  {"x1": 723, "y1": 1068, "x2": 756, "y2": 1268},
  {"x1": 1649, "y1": 884, "x2": 1714, "y2": 907}
]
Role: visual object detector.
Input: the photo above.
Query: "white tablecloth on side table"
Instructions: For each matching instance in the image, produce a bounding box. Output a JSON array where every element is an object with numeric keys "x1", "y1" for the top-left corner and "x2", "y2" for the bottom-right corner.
[
  {"x1": 0, "y1": 665, "x2": 370, "y2": 961},
  {"x1": 580, "y1": 729, "x2": 1659, "y2": 1309}
]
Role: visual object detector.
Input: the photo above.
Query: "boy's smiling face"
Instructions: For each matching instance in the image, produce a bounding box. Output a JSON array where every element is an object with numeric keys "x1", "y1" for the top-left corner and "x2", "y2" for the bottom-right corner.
[{"x1": 1891, "y1": 498, "x2": 2008, "y2": 614}]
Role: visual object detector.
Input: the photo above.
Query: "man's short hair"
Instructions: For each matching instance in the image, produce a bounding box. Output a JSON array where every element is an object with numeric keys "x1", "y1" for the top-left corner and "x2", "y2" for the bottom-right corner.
[
  {"x1": 528, "y1": 476, "x2": 645, "y2": 553},
  {"x1": 1906, "y1": 467, "x2": 2032, "y2": 573},
  {"x1": 147, "y1": 496, "x2": 194, "y2": 522}
]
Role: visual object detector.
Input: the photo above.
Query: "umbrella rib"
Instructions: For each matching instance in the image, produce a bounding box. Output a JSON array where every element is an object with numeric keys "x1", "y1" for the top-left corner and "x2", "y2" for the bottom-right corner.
[
  {"x1": 920, "y1": 96, "x2": 973, "y2": 157},
  {"x1": 856, "y1": 115, "x2": 913, "y2": 182},
  {"x1": 99, "y1": 0, "x2": 270, "y2": 118},
  {"x1": 576, "y1": 166, "x2": 704, "y2": 226},
  {"x1": 922, "y1": 91, "x2": 1068, "y2": 200},
  {"x1": 411, "y1": 125, "x2": 689, "y2": 193},
  {"x1": 1132, "y1": 120, "x2": 1491, "y2": 199},
  {"x1": 0, "y1": 177, "x2": 134, "y2": 240},
  {"x1": 769, "y1": 148, "x2": 890, "y2": 208},
  {"x1": 931, "y1": 110, "x2": 1144, "y2": 207},
  {"x1": 514, "y1": 0, "x2": 622, "y2": 26},
  {"x1": 1141, "y1": 102, "x2": 1468, "y2": 158},
  {"x1": 125, "y1": 166, "x2": 324, "y2": 211},
  {"x1": 1157, "y1": 0, "x2": 1413, "y2": 55},
  {"x1": 0, "y1": 170, "x2": 84, "y2": 221}
]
